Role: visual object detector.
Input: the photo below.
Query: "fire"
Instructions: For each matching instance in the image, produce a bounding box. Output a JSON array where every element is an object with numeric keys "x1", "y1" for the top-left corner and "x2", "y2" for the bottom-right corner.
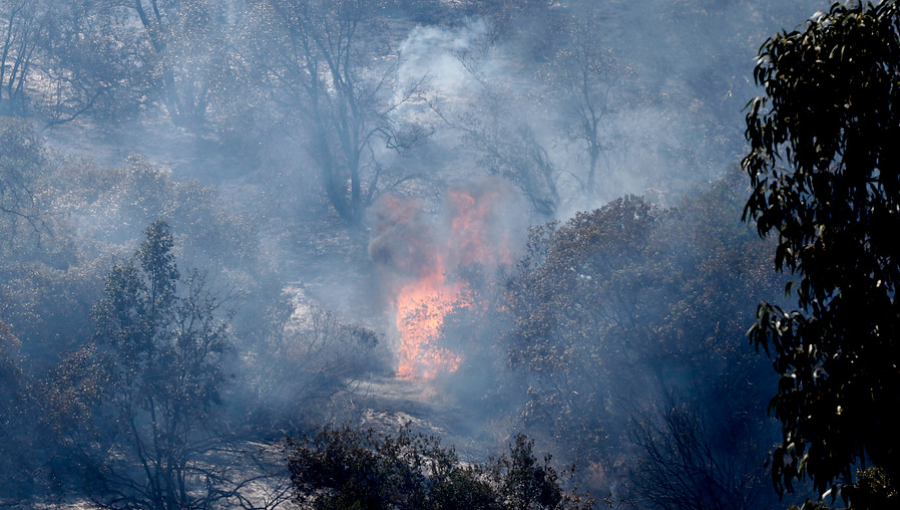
[
  {"x1": 369, "y1": 180, "x2": 516, "y2": 381},
  {"x1": 394, "y1": 268, "x2": 464, "y2": 380},
  {"x1": 447, "y1": 187, "x2": 514, "y2": 268}
]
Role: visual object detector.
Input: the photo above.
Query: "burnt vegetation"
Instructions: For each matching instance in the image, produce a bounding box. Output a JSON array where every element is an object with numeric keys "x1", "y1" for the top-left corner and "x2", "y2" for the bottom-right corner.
[{"x1": 0, "y1": 1, "x2": 896, "y2": 510}]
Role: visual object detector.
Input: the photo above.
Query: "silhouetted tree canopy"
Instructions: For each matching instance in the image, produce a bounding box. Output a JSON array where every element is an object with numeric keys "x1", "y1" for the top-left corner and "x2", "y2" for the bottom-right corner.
[
  {"x1": 90, "y1": 220, "x2": 233, "y2": 510},
  {"x1": 743, "y1": 0, "x2": 900, "y2": 498},
  {"x1": 287, "y1": 425, "x2": 594, "y2": 510}
]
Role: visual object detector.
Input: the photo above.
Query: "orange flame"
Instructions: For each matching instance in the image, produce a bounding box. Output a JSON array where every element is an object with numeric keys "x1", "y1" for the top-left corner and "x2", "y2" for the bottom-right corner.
[
  {"x1": 394, "y1": 266, "x2": 465, "y2": 380},
  {"x1": 371, "y1": 181, "x2": 515, "y2": 381}
]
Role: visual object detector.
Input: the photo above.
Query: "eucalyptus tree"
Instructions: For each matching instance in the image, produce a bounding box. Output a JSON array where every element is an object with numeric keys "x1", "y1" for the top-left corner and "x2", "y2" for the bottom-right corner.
[{"x1": 743, "y1": 0, "x2": 900, "y2": 499}]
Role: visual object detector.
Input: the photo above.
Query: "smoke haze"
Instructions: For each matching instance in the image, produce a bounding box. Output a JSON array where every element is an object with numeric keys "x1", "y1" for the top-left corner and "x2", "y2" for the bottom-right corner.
[{"x1": 0, "y1": 0, "x2": 828, "y2": 508}]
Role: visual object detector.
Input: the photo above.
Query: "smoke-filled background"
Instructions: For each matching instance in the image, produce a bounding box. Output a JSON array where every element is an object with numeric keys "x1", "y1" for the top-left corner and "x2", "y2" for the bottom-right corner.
[{"x1": 0, "y1": 0, "x2": 825, "y2": 508}]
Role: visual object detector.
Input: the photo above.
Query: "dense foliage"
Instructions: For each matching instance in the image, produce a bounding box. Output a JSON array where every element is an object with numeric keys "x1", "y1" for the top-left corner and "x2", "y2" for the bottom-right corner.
[
  {"x1": 288, "y1": 425, "x2": 594, "y2": 510},
  {"x1": 0, "y1": 0, "x2": 848, "y2": 508},
  {"x1": 87, "y1": 221, "x2": 235, "y2": 509},
  {"x1": 490, "y1": 174, "x2": 787, "y2": 507},
  {"x1": 743, "y1": 0, "x2": 900, "y2": 497}
]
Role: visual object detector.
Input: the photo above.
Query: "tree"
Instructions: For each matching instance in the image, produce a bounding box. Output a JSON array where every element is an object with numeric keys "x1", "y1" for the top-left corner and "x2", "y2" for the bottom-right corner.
[
  {"x1": 497, "y1": 174, "x2": 786, "y2": 497},
  {"x1": 241, "y1": 301, "x2": 385, "y2": 429},
  {"x1": 0, "y1": 117, "x2": 47, "y2": 249},
  {"x1": 287, "y1": 425, "x2": 594, "y2": 510},
  {"x1": 781, "y1": 468, "x2": 897, "y2": 510},
  {"x1": 251, "y1": 0, "x2": 428, "y2": 225},
  {"x1": 0, "y1": 0, "x2": 50, "y2": 117},
  {"x1": 501, "y1": 196, "x2": 659, "y2": 467},
  {"x1": 36, "y1": 0, "x2": 153, "y2": 126},
  {"x1": 626, "y1": 398, "x2": 775, "y2": 510},
  {"x1": 429, "y1": 46, "x2": 561, "y2": 217},
  {"x1": 89, "y1": 220, "x2": 236, "y2": 510},
  {"x1": 122, "y1": 0, "x2": 234, "y2": 129},
  {"x1": 742, "y1": 0, "x2": 900, "y2": 498},
  {"x1": 541, "y1": 11, "x2": 620, "y2": 200},
  {"x1": 0, "y1": 318, "x2": 39, "y2": 500},
  {"x1": 0, "y1": 0, "x2": 151, "y2": 125}
]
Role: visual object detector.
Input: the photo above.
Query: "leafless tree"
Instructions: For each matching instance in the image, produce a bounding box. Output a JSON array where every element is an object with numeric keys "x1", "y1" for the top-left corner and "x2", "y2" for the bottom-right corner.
[
  {"x1": 625, "y1": 400, "x2": 772, "y2": 510},
  {"x1": 0, "y1": 0, "x2": 50, "y2": 117},
  {"x1": 250, "y1": 0, "x2": 429, "y2": 225},
  {"x1": 122, "y1": 0, "x2": 235, "y2": 128},
  {"x1": 541, "y1": 12, "x2": 623, "y2": 200},
  {"x1": 429, "y1": 48, "x2": 560, "y2": 217},
  {"x1": 0, "y1": 117, "x2": 49, "y2": 248},
  {"x1": 242, "y1": 298, "x2": 384, "y2": 428}
]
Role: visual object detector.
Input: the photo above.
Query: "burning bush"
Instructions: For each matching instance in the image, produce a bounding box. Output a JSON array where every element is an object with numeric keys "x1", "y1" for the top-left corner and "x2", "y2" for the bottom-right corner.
[{"x1": 368, "y1": 179, "x2": 524, "y2": 381}]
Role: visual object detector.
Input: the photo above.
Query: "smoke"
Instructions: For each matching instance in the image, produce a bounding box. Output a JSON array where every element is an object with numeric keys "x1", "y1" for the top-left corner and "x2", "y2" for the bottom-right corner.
[
  {"x1": 368, "y1": 194, "x2": 437, "y2": 280},
  {"x1": 397, "y1": 19, "x2": 492, "y2": 104},
  {"x1": 2, "y1": 0, "x2": 838, "y2": 505}
]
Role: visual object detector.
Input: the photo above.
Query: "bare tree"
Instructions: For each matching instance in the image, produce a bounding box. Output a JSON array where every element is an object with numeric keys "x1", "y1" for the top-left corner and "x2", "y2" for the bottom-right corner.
[
  {"x1": 241, "y1": 297, "x2": 384, "y2": 429},
  {"x1": 0, "y1": 117, "x2": 48, "y2": 248},
  {"x1": 0, "y1": 0, "x2": 50, "y2": 117},
  {"x1": 429, "y1": 49, "x2": 560, "y2": 217},
  {"x1": 626, "y1": 400, "x2": 773, "y2": 510},
  {"x1": 541, "y1": 13, "x2": 622, "y2": 200},
  {"x1": 121, "y1": 0, "x2": 235, "y2": 128},
  {"x1": 251, "y1": 0, "x2": 428, "y2": 225}
]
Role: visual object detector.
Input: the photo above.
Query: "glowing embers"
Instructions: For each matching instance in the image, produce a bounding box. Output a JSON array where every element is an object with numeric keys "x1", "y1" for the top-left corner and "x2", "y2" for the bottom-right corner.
[{"x1": 369, "y1": 179, "x2": 516, "y2": 381}]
